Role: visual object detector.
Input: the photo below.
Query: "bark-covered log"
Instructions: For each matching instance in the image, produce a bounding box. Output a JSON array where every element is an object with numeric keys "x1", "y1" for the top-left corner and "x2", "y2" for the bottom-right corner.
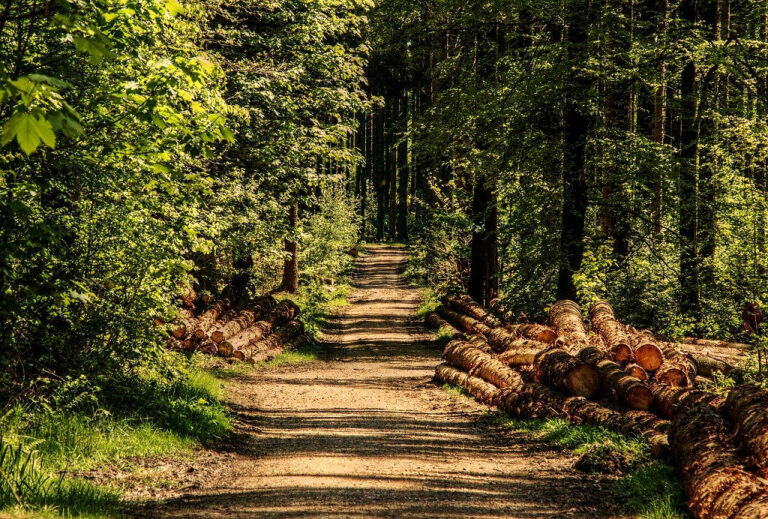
[
  {"x1": 233, "y1": 320, "x2": 305, "y2": 361},
  {"x1": 437, "y1": 305, "x2": 490, "y2": 335},
  {"x1": 548, "y1": 300, "x2": 591, "y2": 351},
  {"x1": 192, "y1": 301, "x2": 225, "y2": 340},
  {"x1": 487, "y1": 329, "x2": 549, "y2": 355},
  {"x1": 497, "y1": 383, "x2": 669, "y2": 457},
  {"x1": 681, "y1": 337, "x2": 751, "y2": 352},
  {"x1": 445, "y1": 294, "x2": 502, "y2": 328},
  {"x1": 533, "y1": 347, "x2": 601, "y2": 398},
  {"x1": 425, "y1": 312, "x2": 462, "y2": 338},
  {"x1": 649, "y1": 382, "x2": 724, "y2": 419},
  {"x1": 670, "y1": 403, "x2": 768, "y2": 519},
  {"x1": 496, "y1": 343, "x2": 545, "y2": 366},
  {"x1": 170, "y1": 308, "x2": 195, "y2": 339},
  {"x1": 210, "y1": 309, "x2": 261, "y2": 344},
  {"x1": 218, "y1": 321, "x2": 271, "y2": 357},
  {"x1": 596, "y1": 359, "x2": 653, "y2": 410},
  {"x1": 725, "y1": 384, "x2": 768, "y2": 477},
  {"x1": 442, "y1": 339, "x2": 524, "y2": 390},
  {"x1": 434, "y1": 363, "x2": 499, "y2": 405},
  {"x1": 625, "y1": 363, "x2": 648, "y2": 380},
  {"x1": 681, "y1": 350, "x2": 740, "y2": 378},
  {"x1": 588, "y1": 301, "x2": 635, "y2": 364},
  {"x1": 505, "y1": 324, "x2": 558, "y2": 344}
]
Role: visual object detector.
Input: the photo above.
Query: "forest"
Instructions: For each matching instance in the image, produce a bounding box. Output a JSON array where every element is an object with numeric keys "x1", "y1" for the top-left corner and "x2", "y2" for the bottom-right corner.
[{"x1": 3, "y1": 0, "x2": 768, "y2": 518}]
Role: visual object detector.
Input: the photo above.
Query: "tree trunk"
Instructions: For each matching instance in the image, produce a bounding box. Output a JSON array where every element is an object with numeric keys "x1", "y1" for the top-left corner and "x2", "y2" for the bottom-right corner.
[
  {"x1": 396, "y1": 94, "x2": 409, "y2": 241},
  {"x1": 557, "y1": 2, "x2": 591, "y2": 300},
  {"x1": 678, "y1": 0, "x2": 700, "y2": 319},
  {"x1": 279, "y1": 203, "x2": 299, "y2": 293},
  {"x1": 651, "y1": 0, "x2": 668, "y2": 233},
  {"x1": 724, "y1": 384, "x2": 768, "y2": 477},
  {"x1": 468, "y1": 174, "x2": 498, "y2": 306}
]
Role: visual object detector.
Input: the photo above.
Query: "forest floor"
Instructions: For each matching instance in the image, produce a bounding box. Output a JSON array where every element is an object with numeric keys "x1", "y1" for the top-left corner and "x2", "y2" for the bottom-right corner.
[{"x1": 130, "y1": 246, "x2": 630, "y2": 518}]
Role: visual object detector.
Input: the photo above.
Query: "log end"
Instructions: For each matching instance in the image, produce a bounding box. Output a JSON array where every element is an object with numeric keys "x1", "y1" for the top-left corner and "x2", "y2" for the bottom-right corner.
[
  {"x1": 625, "y1": 364, "x2": 648, "y2": 381},
  {"x1": 625, "y1": 384, "x2": 654, "y2": 411},
  {"x1": 232, "y1": 350, "x2": 246, "y2": 361},
  {"x1": 536, "y1": 329, "x2": 558, "y2": 344},
  {"x1": 635, "y1": 343, "x2": 664, "y2": 372},
  {"x1": 610, "y1": 343, "x2": 634, "y2": 364},
  {"x1": 656, "y1": 367, "x2": 688, "y2": 387},
  {"x1": 211, "y1": 330, "x2": 225, "y2": 344},
  {"x1": 565, "y1": 364, "x2": 602, "y2": 399}
]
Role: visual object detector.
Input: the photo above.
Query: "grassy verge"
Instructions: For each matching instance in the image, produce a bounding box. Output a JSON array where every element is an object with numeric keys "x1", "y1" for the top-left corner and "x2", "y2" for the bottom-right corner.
[
  {"x1": 0, "y1": 358, "x2": 232, "y2": 519},
  {"x1": 495, "y1": 414, "x2": 686, "y2": 519},
  {"x1": 438, "y1": 383, "x2": 685, "y2": 519}
]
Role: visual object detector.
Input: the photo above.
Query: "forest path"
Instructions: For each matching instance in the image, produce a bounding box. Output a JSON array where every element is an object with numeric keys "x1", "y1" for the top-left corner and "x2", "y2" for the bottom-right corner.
[{"x1": 136, "y1": 246, "x2": 623, "y2": 518}]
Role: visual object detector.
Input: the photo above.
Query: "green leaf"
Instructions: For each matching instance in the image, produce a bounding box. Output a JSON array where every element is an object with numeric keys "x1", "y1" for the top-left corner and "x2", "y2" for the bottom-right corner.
[
  {"x1": 9, "y1": 113, "x2": 56, "y2": 155},
  {"x1": 166, "y1": 0, "x2": 184, "y2": 16}
]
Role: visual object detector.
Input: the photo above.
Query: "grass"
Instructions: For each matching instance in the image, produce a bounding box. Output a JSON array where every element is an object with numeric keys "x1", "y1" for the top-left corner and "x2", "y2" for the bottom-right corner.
[
  {"x1": 0, "y1": 358, "x2": 234, "y2": 518},
  {"x1": 490, "y1": 413, "x2": 686, "y2": 519},
  {"x1": 416, "y1": 288, "x2": 441, "y2": 320},
  {"x1": 440, "y1": 383, "x2": 470, "y2": 399}
]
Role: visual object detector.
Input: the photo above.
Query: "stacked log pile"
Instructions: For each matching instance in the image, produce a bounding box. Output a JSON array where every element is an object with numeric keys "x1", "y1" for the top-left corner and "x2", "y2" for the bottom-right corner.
[
  {"x1": 163, "y1": 295, "x2": 309, "y2": 363},
  {"x1": 428, "y1": 295, "x2": 766, "y2": 519}
]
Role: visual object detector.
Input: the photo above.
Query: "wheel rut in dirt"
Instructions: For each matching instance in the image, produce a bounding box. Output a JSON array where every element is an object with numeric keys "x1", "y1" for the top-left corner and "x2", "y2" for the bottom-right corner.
[{"x1": 136, "y1": 245, "x2": 622, "y2": 518}]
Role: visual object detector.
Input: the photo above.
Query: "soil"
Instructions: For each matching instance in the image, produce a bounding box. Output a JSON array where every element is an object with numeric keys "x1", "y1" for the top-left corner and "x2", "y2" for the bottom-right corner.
[{"x1": 131, "y1": 245, "x2": 626, "y2": 518}]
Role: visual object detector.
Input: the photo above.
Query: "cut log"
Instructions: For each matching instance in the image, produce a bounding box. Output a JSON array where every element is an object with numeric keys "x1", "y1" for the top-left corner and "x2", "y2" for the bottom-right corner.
[
  {"x1": 670, "y1": 403, "x2": 768, "y2": 519},
  {"x1": 437, "y1": 306, "x2": 489, "y2": 335},
  {"x1": 434, "y1": 363, "x2": 499, "y2": 405},
  {"x1": 487, "y1": 329, "x2": 549, "y2": 355},
  {"x1": 725, "y1": 384, "x2": 768, "y2": 477},
  {"x1": 624, "y1": 363, "x2": 648, "y2": 380},
  {"x1": 574, "y1": 347, "x2": 651, "y2": 410},
  {"x1": 596, "y1": 359, "x2": 653, "y2": 410},
  {"x1": 496, "y1": 344, "x2": 545, "y2": 366},
  {"x1": 210, "y1": 309, "x2": 261, "y2": 344},
  {"x1": 649, "y1": 382, "x2": 724, "y2": 418},
  {"x1": 620, "y1": 329, "x2": 663, "y2": 372},
  {"x1": 192, "y1": 301, "x2": 226, "y2": 340},
  {"x1": 170, "y1": 308, "x2": 195, "y2": 339},
  {"x1": 588, "y1": 301, "x2": 635, "y2": 364},
  {"x1": 653, "y1": 362, "x2": 688, "y2": 387},
  {"x1": 425, "y1": 312, "x2": 462, "y2": 338},
  {"x1": 505, "y1": 324, "x2": 558, "y2": 344},
  {"x1": 681, "y1": 337, "x2": 751, "y2": 352},
  {"x1": 234, "y1": 320, "x2": 304, "y2": 361},
  {"x1": 533, "y1": 347, "x2": 601, "y2": 398},
  {"x1": 445, "y1": 294, "x2": 502, "y2": 328},
  {"x1": 442, "y1": 339, "x2": 524, "y2": 390},
  {"x1": 548, "y1": 300, "x2": 591, "y2": 351}
]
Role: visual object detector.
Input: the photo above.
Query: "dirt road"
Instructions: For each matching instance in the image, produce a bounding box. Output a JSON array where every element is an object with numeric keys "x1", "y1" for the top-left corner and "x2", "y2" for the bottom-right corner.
[{"x1": 138, "y1": 246, "x2": 621, "y2": 518}]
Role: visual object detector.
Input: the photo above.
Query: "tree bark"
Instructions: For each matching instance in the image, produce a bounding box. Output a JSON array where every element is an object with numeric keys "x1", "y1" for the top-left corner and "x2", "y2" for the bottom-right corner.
[
  {"x1": 678, "y1": 0, "x2": 700, "y2": 319},
  {"x1": 396, "y1": 94, "x2": 409, "y2": 242},
  {"x1": 557, "y1": 1, "x2": 591, "y2": 300},
  {"x1": 468, "y1": 173, "x2": 498, "y2": 306},
  {"x1": 670, "y1": 403, "x2": 768, "y2": 519},
  {"x1": 279, "y1": 203, "x2": 299, "y2": 293}
]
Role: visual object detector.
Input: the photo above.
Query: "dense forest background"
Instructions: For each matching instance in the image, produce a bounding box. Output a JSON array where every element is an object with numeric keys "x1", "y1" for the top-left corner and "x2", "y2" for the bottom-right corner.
[
  {"x1": 362, "y1": 0, "x2": 768, "y2": 346},
  {"x1": 2, "y1": 0, "x2": 768, "y2": 462}
]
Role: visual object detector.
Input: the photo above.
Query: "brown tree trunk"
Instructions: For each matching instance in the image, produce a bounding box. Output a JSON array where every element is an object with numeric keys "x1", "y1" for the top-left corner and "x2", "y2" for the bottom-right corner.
[
  {"x1": 279, "y1": 204, "x2": 299, "y2": 293},
  {"x1": 442, "y1": 338, "x2": 525, "y2": 390},
  {"x1": 557, "y1": 1, "x2": 591, "y2": 300},
  {"x1": 468, "y1": 174, "x2": 499, "y2": 306}
]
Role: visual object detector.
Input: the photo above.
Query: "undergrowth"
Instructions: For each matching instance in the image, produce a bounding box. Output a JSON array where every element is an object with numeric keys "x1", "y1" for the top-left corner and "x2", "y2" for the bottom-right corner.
[{"x1": 0, "y1": 356, "x2": 232, "y2": 518}]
